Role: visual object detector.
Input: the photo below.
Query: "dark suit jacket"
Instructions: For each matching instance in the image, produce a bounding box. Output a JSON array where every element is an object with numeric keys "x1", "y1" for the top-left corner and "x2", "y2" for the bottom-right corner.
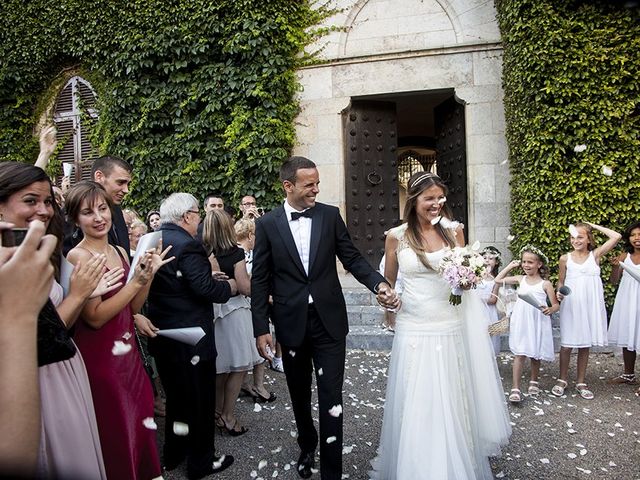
[
  {"x1": 251, "y1": 202, "x2": 386, "y2": 347},
  {"x1": 62, "y1": 204, "x2": 130, "y2": 256},
  {"x1": 147, "y1": 223, "x2": 232, "y2": 362}
]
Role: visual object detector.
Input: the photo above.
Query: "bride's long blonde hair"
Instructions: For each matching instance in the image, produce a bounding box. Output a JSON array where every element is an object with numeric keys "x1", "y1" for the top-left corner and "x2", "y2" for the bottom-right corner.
[{"x1": 403, "y1": 172, "x2": 457, "y2": 269}]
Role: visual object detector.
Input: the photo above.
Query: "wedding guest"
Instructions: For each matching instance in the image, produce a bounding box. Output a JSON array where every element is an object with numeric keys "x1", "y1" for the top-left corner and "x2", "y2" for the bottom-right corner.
[
  {"x1": 147, "y1": 193, "x2": 236, "y2": 479},
  {"x1": 0, "y1": 163, "x2": 123, "y2": 480},
  {"x1": 554, "y1": 222, "x2": 620, "y2": 399},
  {"x1": 370, "y1": 172, "x2": 510, "y2": 479},
  {"x1": 203, "y1": 210, "x2": 262, "y2": 434},
  {"x1": 147, "y1": 210, "x2": 161, "y2": 231},
  {"x1": 129, "y1": 219, "x2": 148, "y2": 257},
  {"x1": 0, "y1": 220, "x2": 57, "y2": 478},
  {"x1": 66, "y1": 181, "x2": 172, "y2": 480}
]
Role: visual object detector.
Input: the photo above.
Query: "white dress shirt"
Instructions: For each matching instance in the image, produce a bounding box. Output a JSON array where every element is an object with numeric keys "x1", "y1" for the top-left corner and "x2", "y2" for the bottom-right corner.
[{"x1": 284, "y1": 201, "x2": 314, "y2": 303}]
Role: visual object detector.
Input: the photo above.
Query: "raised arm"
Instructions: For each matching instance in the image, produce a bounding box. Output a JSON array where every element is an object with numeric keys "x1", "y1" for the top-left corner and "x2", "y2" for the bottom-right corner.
[
  {"x1": 494, "y1": 260, "x2": 523, "y2": 285},
  {"x1": 589, "y1": 223, "x2": 621, "y2": 262},
  {"x1": 609, "y1": 252, "x2": 626, "y2": 285}
]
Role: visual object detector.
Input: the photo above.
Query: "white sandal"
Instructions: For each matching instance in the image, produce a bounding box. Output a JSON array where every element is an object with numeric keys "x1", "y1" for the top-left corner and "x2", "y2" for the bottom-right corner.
[
  {"x1": 552, "y1": 379, "x2": 568, "y2": 397},
  {"x1": 528, "y1": 381, "x2": 540, "y2": 396},
  {"x1": 576, "y1": 383, "x2": 594, "y2": 400},
  {"x1": 509, "y1": 388, "x2": 522, "y2": 403}
]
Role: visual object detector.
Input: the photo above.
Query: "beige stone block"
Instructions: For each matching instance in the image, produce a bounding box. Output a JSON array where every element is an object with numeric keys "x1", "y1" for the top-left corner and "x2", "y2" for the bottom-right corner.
[
  {"x1": 456, "y1": 84, "x2": 502, "y2": 104},
  {"x1": 470, "y1": 164, "x2": 496, "y2": 203},
  {"x1": 297, "y1": 67, "x2": 333, "y2": 101},
  {"x1": 466, "y1": 103, "x2": 494, "y2": 136},
  {"x1": 315, "y1": 162, "x2": 344, "y2": 206},
  {"x1": 466, "y1": 134, "x2": 508, "y2": 166},
  {"x1": 473, "y1": 51, "x2": 503, "y2": 86}
]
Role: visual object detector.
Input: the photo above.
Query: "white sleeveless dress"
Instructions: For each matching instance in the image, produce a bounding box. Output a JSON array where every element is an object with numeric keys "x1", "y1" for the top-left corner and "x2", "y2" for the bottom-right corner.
[
  {"x1": 608, "y1": 254, "x2": 640, "y2": 351},
  {"x1": 476, "y1": 278, "x2": 502, "y2": 354},
  {"x1": 559, "y1": 252, "x2": 608, "y2": 347},
  {"x1": 370, "y1": 225, "x2": 511, "y2": 480},
  {"x1": 509, "y1": 278, "x2": 554, "y2": 361}
]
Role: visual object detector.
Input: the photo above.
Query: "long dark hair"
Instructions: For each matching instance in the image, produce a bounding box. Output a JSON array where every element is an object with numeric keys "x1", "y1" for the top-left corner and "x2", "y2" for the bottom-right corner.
[
  {"x1": 403, "y1": 171, "x2": 456, "y2": 269},
  {"x1": 0, "y1": 161, "x2": 63, "y2": 280},
  {"x1": 622, "y1": 220, "x2": 640, "y2": 253}
]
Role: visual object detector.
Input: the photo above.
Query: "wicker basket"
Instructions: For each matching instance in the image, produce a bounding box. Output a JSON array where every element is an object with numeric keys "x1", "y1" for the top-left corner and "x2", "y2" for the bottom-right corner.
[{"x1": 488, "y1": 315, "x2": 509, "y2": 336}]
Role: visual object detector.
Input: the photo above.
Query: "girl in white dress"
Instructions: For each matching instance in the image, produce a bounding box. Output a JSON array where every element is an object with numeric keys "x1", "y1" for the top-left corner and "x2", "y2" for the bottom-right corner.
[
  {"x1": 478, "y1": 246, "x2": 503, "y2": 355},
  {"x1": 554, "y1": 223, "x2": 621, "y2": 399},
  {"x1": 607, "y1": 221, "x2": 640, "y2": 395},
  {"x1": 370, "y1": 172, "x2": 510, "y2": 480},
  {"x1": 495, "y1": 246, "x2": 559, "y2": 403}
]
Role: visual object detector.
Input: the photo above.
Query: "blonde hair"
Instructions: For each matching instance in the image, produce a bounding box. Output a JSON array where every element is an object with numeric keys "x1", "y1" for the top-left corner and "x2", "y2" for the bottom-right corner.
[
  {"x1": 202, "y1": 208, "x2": 237, "y2": 255},
  {"x1": 234, "y1": 218, "x2": 255, "y2": 241},
  {"x1": 403, "y1": 171, "x2": 456, "y2": 269},
  {"x1": 573, "y1": 222, "x2": 596, "y2": 251}
]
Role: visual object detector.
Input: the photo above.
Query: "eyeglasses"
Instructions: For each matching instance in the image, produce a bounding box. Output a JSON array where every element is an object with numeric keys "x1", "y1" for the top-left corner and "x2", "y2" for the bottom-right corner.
[
  {"x1": 186, "y1": 209, "x2": 200, "y2": 216},
  {"x1": 241, "y1": 202, "x2": 256, "y2": 206}
]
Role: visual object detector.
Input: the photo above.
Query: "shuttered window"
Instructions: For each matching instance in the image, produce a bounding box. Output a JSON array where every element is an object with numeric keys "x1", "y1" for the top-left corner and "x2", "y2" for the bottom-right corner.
[{"x1": 53, "y1": 76, "x2": 98, "y2": 184}]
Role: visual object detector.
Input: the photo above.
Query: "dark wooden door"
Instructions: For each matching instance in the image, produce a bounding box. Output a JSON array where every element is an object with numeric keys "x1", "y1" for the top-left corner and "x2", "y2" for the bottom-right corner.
[
  {"x1": 343, "y1": 101, "x2": 400, "y2": 269},
  {"x1": 435, "y1": 96, "x2": 468, "y2": 242}
]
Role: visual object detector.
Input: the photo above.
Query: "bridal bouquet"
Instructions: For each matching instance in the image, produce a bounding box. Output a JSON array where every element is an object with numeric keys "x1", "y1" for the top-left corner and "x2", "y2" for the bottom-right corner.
[{"x1": 438, "y1": 244, "x2": 487, "y2": 305}]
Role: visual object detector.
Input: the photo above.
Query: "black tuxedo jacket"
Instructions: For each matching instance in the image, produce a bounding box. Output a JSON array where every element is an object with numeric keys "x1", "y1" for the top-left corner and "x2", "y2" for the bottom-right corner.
[
  {"x1": 251, "y1": 202, "x2": 385, "y2": 347},
  {"x1": 147, "y1": 223, "x2": 232, "y2": 362}
]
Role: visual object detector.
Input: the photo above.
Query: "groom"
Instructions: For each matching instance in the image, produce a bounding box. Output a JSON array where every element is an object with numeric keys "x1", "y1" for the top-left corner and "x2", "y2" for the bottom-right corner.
[{"x1": 251, "y1": 156, "x2": 398, "y2": 479}]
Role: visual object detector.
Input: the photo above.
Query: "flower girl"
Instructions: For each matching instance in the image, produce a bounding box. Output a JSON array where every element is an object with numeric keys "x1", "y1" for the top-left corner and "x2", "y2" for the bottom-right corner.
[{"x1": 495, "y1": 246, "x2": 559, "y2": 403}]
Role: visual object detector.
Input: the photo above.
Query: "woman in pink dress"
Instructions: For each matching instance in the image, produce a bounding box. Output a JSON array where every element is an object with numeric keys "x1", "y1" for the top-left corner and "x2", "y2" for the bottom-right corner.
[{"x1": 66, "y1": 181, "x2": 172, "y2": 479}]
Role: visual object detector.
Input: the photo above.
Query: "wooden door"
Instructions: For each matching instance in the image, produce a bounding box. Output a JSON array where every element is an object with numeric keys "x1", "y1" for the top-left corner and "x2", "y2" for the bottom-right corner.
[
  {"x1": 343, "y1": 101, "x2": 400, "y2": 269},
  {"x1": 435, "y1": 96, "x2": 468, "y2": 242}
]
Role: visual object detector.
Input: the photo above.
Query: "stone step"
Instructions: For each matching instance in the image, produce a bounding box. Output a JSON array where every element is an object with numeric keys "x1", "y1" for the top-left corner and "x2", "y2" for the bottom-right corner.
[
  {"x1": 346, "y1": 325, "x2": 394, "y2": 351},
  {"x1": 346, "y1": 305, "x2": 385, "y2": 326}
]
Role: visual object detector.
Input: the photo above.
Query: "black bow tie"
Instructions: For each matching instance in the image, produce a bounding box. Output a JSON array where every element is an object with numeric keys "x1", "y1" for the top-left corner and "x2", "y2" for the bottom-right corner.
[{"x1": 291, "y1": 209, "x2": 314, "y2": 220}]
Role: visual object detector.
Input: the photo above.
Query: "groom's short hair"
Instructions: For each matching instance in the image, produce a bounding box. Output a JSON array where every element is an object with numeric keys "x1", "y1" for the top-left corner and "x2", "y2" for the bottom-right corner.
[{"x1": 280, "y1": 156, "x2": 316, "y2": 184}]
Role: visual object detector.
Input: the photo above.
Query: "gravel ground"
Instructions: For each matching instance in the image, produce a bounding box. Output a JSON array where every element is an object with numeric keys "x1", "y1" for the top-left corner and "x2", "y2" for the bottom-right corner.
[{"x1": 159, "y1": 350, "x2": 640, "y2": 480}]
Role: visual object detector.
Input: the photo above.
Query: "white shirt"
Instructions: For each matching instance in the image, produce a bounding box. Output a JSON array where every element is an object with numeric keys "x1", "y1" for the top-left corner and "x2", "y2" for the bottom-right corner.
[{"x1": 284, "y1": 200, "x2": 314, "y2": 303}]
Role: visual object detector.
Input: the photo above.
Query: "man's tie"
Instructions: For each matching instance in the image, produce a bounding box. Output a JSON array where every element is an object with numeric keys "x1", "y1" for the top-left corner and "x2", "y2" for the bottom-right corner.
[{"x1": 291, "y1": 209, "x2": 314, "y2": 221}]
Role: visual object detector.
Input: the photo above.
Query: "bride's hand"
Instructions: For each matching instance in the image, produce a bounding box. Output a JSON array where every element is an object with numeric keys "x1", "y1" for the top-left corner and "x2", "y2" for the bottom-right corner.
[{"x1": 377, "y1": 284, "x2": 401, "y2": 310}]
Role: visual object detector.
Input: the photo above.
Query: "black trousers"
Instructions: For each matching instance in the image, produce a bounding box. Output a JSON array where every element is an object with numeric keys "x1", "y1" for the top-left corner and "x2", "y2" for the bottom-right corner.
[
  {"x1": 154, "y1": 354, "x2": 217, "y2": 477},
  {"x1": 281, "y1": 304, "x2": 346, "y2": 480}
]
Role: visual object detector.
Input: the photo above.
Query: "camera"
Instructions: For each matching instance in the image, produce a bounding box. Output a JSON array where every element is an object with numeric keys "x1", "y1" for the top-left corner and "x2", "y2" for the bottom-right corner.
[{"x1": 0, "y1": 228, "x2": 28, "y2": 247}]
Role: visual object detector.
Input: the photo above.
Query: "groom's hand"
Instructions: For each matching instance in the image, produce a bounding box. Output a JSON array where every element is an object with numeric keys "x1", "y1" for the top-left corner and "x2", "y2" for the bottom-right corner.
[
  {"x1": 256, "y1": 333, "x2": 274, "y2": 361},
  {"x1": 376, "y1": 283, "x2": 400, "y2": 310}
]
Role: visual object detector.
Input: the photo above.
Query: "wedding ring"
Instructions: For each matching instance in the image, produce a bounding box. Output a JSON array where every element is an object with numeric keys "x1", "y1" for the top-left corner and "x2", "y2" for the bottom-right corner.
[{"x1": 106, "y1": 281, "x2": 111, "y2": 287}]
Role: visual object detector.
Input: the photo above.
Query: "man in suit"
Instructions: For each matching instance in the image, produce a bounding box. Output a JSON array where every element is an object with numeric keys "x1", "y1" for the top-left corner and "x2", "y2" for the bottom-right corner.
[
  {"x1": 147, "y1": 193, "x2": 237, "y2": 479},
  {"x1": 251, "y1": 157, "x2": 399, "y2": 479},
  {"x1": 63, "y1": 155, "x2": 132, "y2": 254}
]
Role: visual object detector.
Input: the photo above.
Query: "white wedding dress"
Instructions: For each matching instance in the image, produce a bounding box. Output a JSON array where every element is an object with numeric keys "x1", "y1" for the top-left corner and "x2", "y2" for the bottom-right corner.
[{"x1": 370, "y1": 225, "x2": 511, "y2": 479}]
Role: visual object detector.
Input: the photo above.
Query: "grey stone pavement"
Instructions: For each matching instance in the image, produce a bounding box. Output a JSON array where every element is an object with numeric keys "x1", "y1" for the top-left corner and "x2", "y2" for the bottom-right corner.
[{"x1": 158, "y1": 347, "x2": 640, "y2": 480}]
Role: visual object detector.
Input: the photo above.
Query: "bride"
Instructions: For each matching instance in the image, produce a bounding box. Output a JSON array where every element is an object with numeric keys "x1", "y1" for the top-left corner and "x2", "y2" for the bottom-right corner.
[{"x1": 370, "y1": 172, "x2": 511, "y2": 479}]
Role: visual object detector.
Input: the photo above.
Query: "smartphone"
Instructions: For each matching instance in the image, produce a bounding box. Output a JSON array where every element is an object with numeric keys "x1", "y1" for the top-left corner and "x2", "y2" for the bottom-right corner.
[{"x1": 0, "y1": 228, "x2": 28, "y2": 247}]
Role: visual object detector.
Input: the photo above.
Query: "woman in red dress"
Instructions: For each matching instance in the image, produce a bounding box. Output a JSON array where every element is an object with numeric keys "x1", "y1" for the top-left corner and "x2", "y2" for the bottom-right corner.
[{"x1": 66, "y1": 181, "x2": 173, "y2": 479}]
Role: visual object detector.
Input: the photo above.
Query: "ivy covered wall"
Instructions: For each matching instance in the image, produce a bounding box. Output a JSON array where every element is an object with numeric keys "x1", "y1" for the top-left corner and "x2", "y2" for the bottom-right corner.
[
  {"x1": 496, "y1": 0, "x2": 640, "y2": 294},
  {"x1": 0, "y1": 0, "x2": 335, "y2": 212}
]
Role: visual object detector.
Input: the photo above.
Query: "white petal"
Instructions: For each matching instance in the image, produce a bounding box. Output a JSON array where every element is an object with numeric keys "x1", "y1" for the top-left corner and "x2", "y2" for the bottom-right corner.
[
  {"x1": 258, "y1": 460, "x2": 267, "y2": 470},
  {"x1": 173, "y1": 421, "x2": 189, "y2": 436},
  {"x1": 317, "y1": 368, "x2": 323, "y2": 376},
  {"x1": 290, "y1": 430, "x2": 298, "y2": 438},
  {"x1": 580, "y1": 448, "x2": 587, "y2": 456},
  {"x1": 176, "y1": 270, "x2": 183, "y2": 278},
  {"x1": 122, "y1": 332, "x2": 132, "y2": 340},
  {"x1": 496, "y1": 472, "x2": 505, "y2": 478},
  {"x1": 272, "y1": 471, "x2": 278, "y2": 478},
  {"x1": 112, "y1": 341, "x2": 132, "y2": 356},
  {"x1": 342, "y1": 445, "x2": 353, "y2": 454},
  {"x1": 254, "y1": 403, "x2": 263, "y2": 413},
  {"x1": 190, "y1": 355, "x2": 200, "y2": 365},
  {"x1": 283, "y1": 464, "x2": 290, "y2": 471},
  {"x1": 540, "y1": 458, "x2": 550, "y2": 464},
  {"x1": 326, "y1": 436, "x2": 337, "y2": 444},
  {"x1": 437, "y1": 197, "x2": 447, "y2": 205},
  {"x1": 213, "y1": 455, "x2": 226, "y2": 469},
  {"x1": 289, "y1": 350, "x2": 296, "y2": 357},
  {"x1": 328, "y1": 405, "x2": 343, "y2": 417},
  {"x1": 471, "y1": 240, "x2": 481, "y2": 251},
  {"x1": 142, "y1": 417, "x2": 157, "y2": 430},
  {"x1": 569, "y1": 224, "x2": 580, "y2": 238},
  {"x1": 250, "y1": 471, "x2": 258, "y2": 478},
  {"x1": 270, "y1": 446, "x2": 282, "y2": 454},
  {"x1": 430, "y1": 216, "x2": 442, "y2": 225},
  {"x1": 506, "y1": 234, "x2": 515, "y2": 241},
  {"x1": 601, "y1": 165, "x2": 613, "y2": 176},
  {"x1": 609, "y1": 461, "x2": 617, "y2": 467},
  {"x1": 568, "y1": 453, "x2": 577, "y2": 459},
  {"x1": 574, "y1": 144, "x2": 587, "y2": 153}
]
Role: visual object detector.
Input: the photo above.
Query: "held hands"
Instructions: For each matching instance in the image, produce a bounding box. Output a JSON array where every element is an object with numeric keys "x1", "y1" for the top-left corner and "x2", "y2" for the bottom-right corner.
[
  {"x1": 376, "y1": 283, "x2": 401, "y2": 311},
  {"x1": 133, "y1": 314, "x2": 159, "y2": 337}
]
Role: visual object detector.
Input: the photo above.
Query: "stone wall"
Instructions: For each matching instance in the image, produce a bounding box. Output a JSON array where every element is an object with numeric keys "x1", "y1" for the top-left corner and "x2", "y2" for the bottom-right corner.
[{"x1": 293, "y1": 0, "x2": 512, "y2": 259}]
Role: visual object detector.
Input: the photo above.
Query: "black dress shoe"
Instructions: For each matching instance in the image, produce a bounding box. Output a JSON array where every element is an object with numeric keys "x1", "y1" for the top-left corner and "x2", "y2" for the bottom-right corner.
[
  {"x1": 296, "y1": 450, "x2": 315, "y2": 479},
  {"x1": 187, "y1": 454, "x2": 234, "y2": 479}
]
